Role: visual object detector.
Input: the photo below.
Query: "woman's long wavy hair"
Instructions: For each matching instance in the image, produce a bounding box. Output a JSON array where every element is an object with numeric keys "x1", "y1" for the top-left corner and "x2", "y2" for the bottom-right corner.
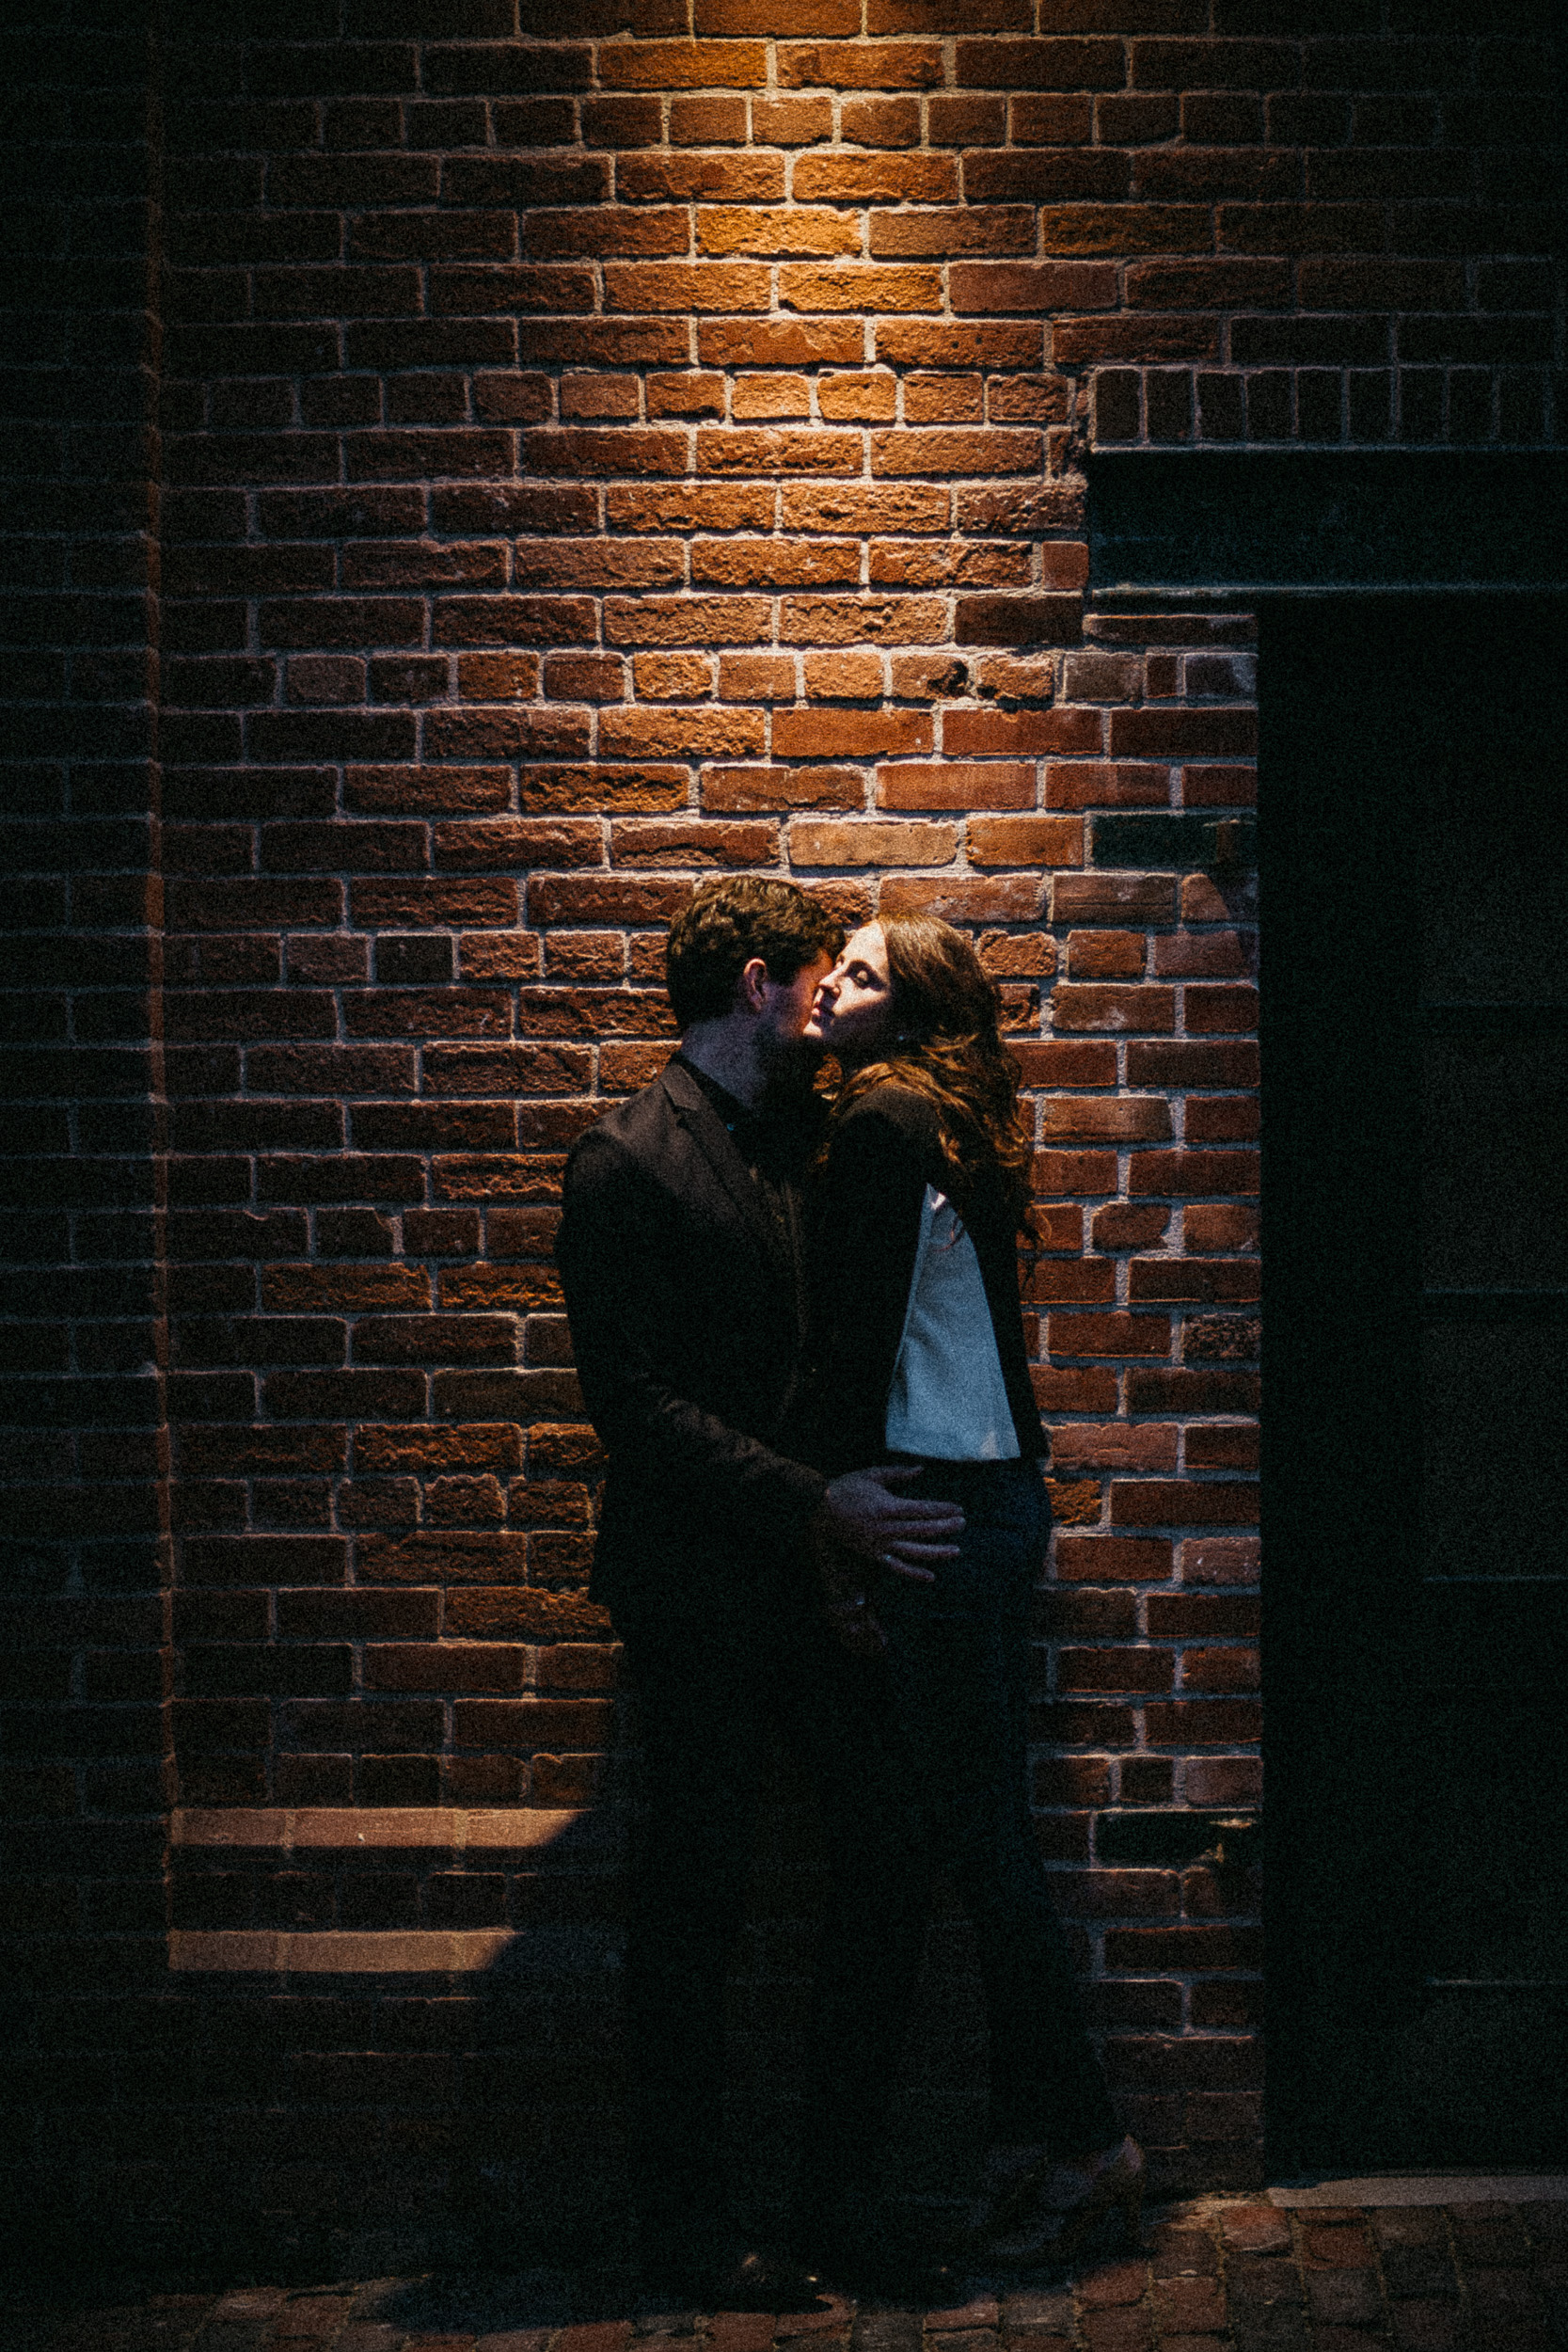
[{"x1": 830, "y1": 915, "x2": 1033, "y2": 1232}]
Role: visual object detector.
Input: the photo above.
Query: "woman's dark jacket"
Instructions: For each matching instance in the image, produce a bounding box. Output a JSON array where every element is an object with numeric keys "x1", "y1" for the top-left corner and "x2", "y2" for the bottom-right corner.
[{"x1": 798, "y1": 1080, "x2": 1049, "y2": 1478}]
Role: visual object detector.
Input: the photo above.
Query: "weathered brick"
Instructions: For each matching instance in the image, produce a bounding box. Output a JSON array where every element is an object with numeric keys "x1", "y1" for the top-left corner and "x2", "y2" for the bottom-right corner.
[
  {"x1": 969, "y1": 816, "x2": 1085, "y2": 867},
  {"x1": 790, "y1": 818, "x2": 958, "y2": 867},
  {"x1": 878, "y1": 763, "x2": 1034, "y2": 811}
]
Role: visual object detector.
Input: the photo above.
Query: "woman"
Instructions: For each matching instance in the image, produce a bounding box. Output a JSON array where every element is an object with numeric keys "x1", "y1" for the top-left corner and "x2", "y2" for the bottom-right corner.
[{"x1": 801, "y1": 914, "x2": 1144, "y2": 2267}]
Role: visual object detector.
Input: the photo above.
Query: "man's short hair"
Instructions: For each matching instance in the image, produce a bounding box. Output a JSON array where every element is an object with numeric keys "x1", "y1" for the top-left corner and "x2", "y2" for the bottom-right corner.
[{"x1": 665, "y1": 877, "x2": 843, "y2": 1030}]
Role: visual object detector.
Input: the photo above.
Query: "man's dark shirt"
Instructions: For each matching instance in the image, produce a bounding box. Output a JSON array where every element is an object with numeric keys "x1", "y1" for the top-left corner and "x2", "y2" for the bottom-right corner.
[{"x1": 672, "y1": 1051, "x2": 801, "y2": 1264}]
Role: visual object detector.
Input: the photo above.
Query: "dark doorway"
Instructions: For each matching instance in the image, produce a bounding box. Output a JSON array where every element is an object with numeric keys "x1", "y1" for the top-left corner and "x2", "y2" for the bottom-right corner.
[{"x1": 1263, "y1": 594, "x2": 1568, "y2": 2176}]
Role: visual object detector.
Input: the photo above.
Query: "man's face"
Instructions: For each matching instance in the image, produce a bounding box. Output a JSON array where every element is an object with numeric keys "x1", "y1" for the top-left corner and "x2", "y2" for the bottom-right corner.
[{"x1": 756, "y1": 951, "x2": 833, "y2": 1077}]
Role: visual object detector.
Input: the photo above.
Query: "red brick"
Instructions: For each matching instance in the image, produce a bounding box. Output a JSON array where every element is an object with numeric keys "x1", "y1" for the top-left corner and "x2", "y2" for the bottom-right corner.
[
  {"x1": 610, "y1": 485, "x2": 774, "y2": 534},
  {"x1": 1032, "y1": 1149, "x2": 1117, "y2": 1196},
  {"x1": 1047, "y1": 762, "x2": 1170, "y2": 809},
  {"x1": 1053, "y1": 874, "x2": 1178, "y2": 925},
  {"x1": 1049, "y1": 1312, "x2": 1170, "y2": 1359},
  {"x1": 1185, "y1": 1203, "x2": 1259, "y2": 1251},
  {"x1": 1182, "y1": 1645, "x2": 1260, "y2": 1690},
  {"x1": 620, "y1": 154, "x2": 784, "y2": 205},
  {"x1": 1184, "y1": 763, "x2": 1257, "y2": 807},
  {"x1": 1049, "y1": 1423, "x2": 1177, "y2": 1473},
  {"x1": 38, "y1": 7, "x2": 1536, "y2": 2220},
  {"x1": 1186, "y1": 985, "x2": 1259, "y2": 1033},
  {"x1": 1111, "y1": 1481, "x2": 1259, "y2": 1527},
  {"x1": 956, "y1": 594, "x2": 1085, "y2": 647},
  {"x1": 610, "y1": 818, "x2": 776, "y2": 866},
  {"x1": 881, "y1": 876, "x2": 1042, "y2": 924},
  {"x1": 1067, "y1": 929, "x2": 1144, "y2": 979},
  {"x1": 1185, "y1": 1097, "x2": 1259, "y2": 1143},
  {"x1": 1127, "y1": 1151, "x2": 1259, "y2": 1197},
  {"x1": 967, "y1": 816, "x2": 1084, "y2": 867},
  {"x1": 605, "y1": 595, "x2": 772, "y2": 648},
  {"x1": 944, "y1": 708, "x2": 1103, "y2": 757},
  {"x1": 1110, "y1": 708, "x2": 1259, "y2": 758},
  {"x1": 698, "y1": 318, "x2": 864, "y2": 370},
  {"x1": 1153, "y1": 930, "x2": 1249, "y2": 977},
  {"x1": 1180, "y1": 1538, "x2": 1261, "y2": 1590},
  {"x1": 1053, "y1": 985, "x2": 1176, "y2": 1033},
  {"x1": 705, "y1": 765, "x2": 861, "y2": 811},
  {"x1": 1130, "y1": 1256, "x2": 1259, "y2": 1304},
  {"x1": 783, "y1": 49, "x2": 947, "y2": 95},
  {"x1": 692, "y1": 538, "x2": 860, "y2": 589},
  {"x1": 752, "y1": 94, "x2": 835, "y2": 142},
  {"x1": 1127, "y1": 1041, "x2": 1258, "y2": 1088},
  {"x1": 553, "y1": 2328, "x2": 634, "y2": 2352},
  {"x1": 773, "y1": 708, "x2": 932, "y2": 759},
  {"x1": 700, "y1": 207, "x2": 861, "y2": 260},
  {"x1": 1093, "y1": 1203, "x2": 1170, "y2": 1251},
  {"x1": 789, "y1": 818, "x2": 957, "y2": 867},
  {"x1": 1042, "y1": 1096, "x2": 1172, "y2": 1142},
  {"x1": 779, "y1": 262, "x2": 944, "y2": 314},
  {"x1": 364, "y1": 1645, "x2": 527, "y2": 1693},
  {"x1": 877, "y1": 763, "x2": 1035, "y2": 811},
  {"x1": 1013, "y1": 1041, "x2": 1117, "y2": 1087},
  {"x1": 1054, "y1": 1536, "x2": 1173, "y2": 1584},
  {"x1": 670, "y1": 93, "x2": 750, "y2": 142},
  {"x1": 452, "y1": 1698, "x2": 613, "y2": 1749},
  {"x1": 600, "y1": 708, "x2": 768, "y2": 762},
  {"x1": 1025, "y1": 1258, "x2": 1116, "y2": 1305},
  {"x1": 596, "y1": 40, "x2": 768, "y2": 86},
  {"x1": 1107, "y1": 1923, "x2": 1262, "y2": 1969}
]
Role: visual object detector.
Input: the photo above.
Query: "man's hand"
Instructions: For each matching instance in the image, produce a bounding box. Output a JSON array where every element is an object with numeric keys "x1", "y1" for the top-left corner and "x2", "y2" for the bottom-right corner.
[{"x1": 813, "y1": 1464, "x2": 964, "y2": 1585}]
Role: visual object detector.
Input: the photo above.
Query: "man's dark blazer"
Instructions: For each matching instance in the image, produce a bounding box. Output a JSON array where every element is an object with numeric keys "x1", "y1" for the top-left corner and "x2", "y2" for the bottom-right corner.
[{"x1": 555, "y1": 1057, "x2": 830, "y2": 1637}]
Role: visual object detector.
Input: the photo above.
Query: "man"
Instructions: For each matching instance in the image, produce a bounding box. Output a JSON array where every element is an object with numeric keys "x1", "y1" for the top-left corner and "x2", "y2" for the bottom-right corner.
[{"x1": 556, "y1": 878, "x2": 962, "y2": 2307}]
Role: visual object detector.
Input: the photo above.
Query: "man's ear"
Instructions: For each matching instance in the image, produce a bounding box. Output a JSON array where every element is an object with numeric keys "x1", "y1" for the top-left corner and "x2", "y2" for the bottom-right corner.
[{"x1": 736, "y1": 955, "x2": 770, "y2": 1015}]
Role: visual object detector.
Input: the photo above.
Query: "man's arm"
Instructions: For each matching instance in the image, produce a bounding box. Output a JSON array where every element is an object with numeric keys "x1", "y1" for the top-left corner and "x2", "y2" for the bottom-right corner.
[
  {"x1": 557, "y1": 1122, "x2": 829, "y2": 1551},
  {"x1": 559, "y1": 1121, "x2": 962, "y2": 1576}
]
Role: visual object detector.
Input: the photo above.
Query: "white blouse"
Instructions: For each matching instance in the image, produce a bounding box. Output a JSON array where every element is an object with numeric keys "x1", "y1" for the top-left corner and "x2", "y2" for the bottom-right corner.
[{"x1": 883, "y1": 1184, "x2": 1021, "y2": 1462}]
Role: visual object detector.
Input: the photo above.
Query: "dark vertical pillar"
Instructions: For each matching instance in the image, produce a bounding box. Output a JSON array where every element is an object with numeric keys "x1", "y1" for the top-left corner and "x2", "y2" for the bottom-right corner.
[{"x1": 0, "y1": 0, "x2": 167, "y2": 2265}]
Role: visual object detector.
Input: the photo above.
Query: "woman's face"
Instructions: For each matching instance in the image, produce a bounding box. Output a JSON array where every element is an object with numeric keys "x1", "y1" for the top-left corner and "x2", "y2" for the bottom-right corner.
[{"x1": 806, "y1": 922, "x2": 897, "y2": 1066}]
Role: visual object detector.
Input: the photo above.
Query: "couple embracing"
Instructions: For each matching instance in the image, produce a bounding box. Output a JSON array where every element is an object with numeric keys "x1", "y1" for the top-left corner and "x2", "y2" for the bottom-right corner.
[{"x1": 557, "y1": 879, "x2": 1141, "y2": 2310}]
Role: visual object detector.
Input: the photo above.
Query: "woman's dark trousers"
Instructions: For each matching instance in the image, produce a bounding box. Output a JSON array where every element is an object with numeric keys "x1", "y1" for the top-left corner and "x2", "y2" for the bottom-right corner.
[{"x1": 877, "y1": 1457, "x2": 1119, "y2": 2159}]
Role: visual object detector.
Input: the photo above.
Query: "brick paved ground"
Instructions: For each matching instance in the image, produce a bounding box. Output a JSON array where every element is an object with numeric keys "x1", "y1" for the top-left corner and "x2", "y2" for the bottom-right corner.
[{"x1": 7, "y1": 2200, "x2": 1568, "y2": 2352}]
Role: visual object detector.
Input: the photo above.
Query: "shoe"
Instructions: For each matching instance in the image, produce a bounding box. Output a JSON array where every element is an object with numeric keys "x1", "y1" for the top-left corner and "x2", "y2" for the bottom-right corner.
[
  {"x1": 967, "y1": 2136, "x2": 1145, "y2": 2270},
  {"x1": 962, "y1": 2142, "x2": 1056, "y2": 2256},
  {"x1": 638, "y1": 2222, "x2": 826, "y2": 2312},
  {"x1": 794, "y1": 2205, "x2": 961, "y2": 2305},
  {"x1": 1042, "y1": 2136, "x2": 1146, "y2": 2265}
]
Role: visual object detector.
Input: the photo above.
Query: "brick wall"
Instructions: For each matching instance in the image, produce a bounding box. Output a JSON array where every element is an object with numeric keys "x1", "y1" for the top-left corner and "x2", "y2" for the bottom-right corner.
[{"x1": 4, "y1": 0, "x2": 1561, "y2": 2274}]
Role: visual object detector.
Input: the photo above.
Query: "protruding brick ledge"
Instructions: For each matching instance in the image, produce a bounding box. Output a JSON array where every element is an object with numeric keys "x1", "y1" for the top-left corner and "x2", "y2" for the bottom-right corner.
[
  {"x1": 168, "y1": 1928, "x2": 518, "y2": 1972},
  {"x1": 168, "y1": 1806, "x2": 622, "y2": 1966},
  {"x1": 170, "y1": 1806, "x2": 589, "y2": 1851}
]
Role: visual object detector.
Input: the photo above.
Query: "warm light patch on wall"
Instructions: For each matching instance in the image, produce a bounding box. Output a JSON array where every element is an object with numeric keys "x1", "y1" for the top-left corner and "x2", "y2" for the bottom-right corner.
[{"x1": 168, "y1": 1806, "x2": 590, "y2": 1974}]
